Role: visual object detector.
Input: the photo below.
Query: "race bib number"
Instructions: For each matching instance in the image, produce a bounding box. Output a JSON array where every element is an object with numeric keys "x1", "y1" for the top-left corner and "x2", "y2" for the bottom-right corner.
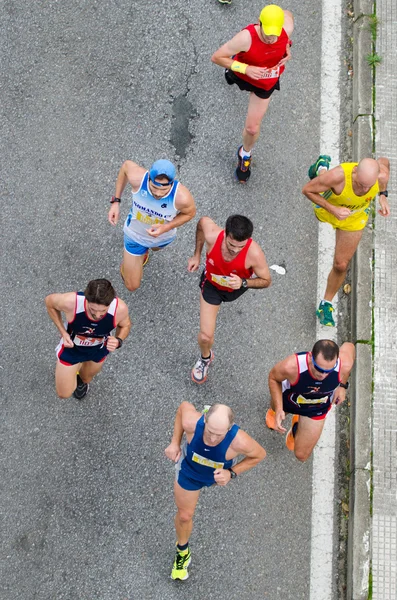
[
  {"x1": 296, "y1": 394, "x2": 329, "y2": 405},
  {"x1": 261, "y1": 66, "x2": 280, "y2": 79},
  {"x1": 136, "y1": 210, "x2": 165, "y2": 226},
  {"x1": 74, "y1": 335, "x2": 105, "y2": 347},
  {"x1": 192, "y1": 452, "x2": 224, "y2": 469},
  {"x1": 211, "y1": 274, "x2": 233, "y2": 288}
]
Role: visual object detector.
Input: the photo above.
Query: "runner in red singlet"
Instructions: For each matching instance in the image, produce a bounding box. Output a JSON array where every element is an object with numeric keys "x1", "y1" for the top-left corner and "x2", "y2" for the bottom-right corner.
[
  {"x1": 211, "y1": 5, "x2": 294, "y2": 182},
  {"x1": 187, "y1": 215, "x2": 271, "y2": 383}
]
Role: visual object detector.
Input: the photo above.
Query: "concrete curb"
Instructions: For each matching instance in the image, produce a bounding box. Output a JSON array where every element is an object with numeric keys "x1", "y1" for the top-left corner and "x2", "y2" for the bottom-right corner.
[{"x1": 348, "y1": 1, "x2": 375, "y2": 599}]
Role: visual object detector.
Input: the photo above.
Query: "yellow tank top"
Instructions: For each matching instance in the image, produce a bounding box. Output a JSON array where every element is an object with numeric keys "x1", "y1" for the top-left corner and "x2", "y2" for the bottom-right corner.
[{"x1": 322, "y1": 163, "x2": 379, "y2": 214}]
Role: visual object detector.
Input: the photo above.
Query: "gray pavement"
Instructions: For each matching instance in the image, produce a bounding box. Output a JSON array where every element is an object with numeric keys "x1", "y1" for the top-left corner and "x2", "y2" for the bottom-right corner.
[
  {"x1": 349, "y1": 0, "x2": 397, "y2": 598},
  {"x1": 0, "y1": 2, "x2": 324, "y2": 599}
]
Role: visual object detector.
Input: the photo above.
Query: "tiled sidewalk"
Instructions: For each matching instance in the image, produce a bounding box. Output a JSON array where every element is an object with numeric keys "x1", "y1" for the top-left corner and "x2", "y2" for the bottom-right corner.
[{"x1": 372, "y1": 0, "x2": 397, "y2": 597}]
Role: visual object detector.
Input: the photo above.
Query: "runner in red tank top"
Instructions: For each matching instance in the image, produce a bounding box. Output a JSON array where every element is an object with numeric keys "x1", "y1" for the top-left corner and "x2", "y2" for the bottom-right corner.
[
  {"x1": 211, "y1": 5, "x2": 294, "y2": 182},
  {"x1": 187, "y1": 215, "x2": 272, "y2": 384}
]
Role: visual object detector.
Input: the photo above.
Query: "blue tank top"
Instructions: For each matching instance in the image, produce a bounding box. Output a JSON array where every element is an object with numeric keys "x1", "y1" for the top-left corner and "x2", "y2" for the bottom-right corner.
[
  {"x1": 282, "y1": 352, "x2": 341, "y2": 415},
  {"x1": 180, "y1": 415, "x2": 239, "y2": 484},
  {"x1": 66, "y1": 292, "x2": 118, "y2": 348},
  {"x1": 123, "y1": 171, "x2": 179, "y2": 247}
]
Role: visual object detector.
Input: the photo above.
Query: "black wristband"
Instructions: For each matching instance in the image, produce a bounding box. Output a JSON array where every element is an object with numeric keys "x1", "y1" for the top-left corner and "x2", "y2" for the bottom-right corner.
[
  {"x1": 115, "y1": 337, "x2": 123, "y2": 349},
  {"x1": 379, "y1": 190, "x2": 388, "y2": 198},
  {"x1": 110, "y1": 196, "x2": 121, "y2": 204},
  {"x1": 228, "y1": 468, "x2": 237, "y2": 479}
]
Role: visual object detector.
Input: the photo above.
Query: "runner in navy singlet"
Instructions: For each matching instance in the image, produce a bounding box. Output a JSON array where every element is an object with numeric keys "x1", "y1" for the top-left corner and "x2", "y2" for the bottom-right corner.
[
  {"x1": 187, "y1": 215, "x2": 271, "y2": 384},
  {"x1": 45, "y1": 279, "x2": 131, "y2": 400},
  {"x1": 165, "y1": 402, "x2": 266, "y2": 581},
  {"x1": 108, "y1": 158, "x2": 196, "y2": 292},
  {"x1": 266, "y1": 339, "x2": 355, "y2": 461}
]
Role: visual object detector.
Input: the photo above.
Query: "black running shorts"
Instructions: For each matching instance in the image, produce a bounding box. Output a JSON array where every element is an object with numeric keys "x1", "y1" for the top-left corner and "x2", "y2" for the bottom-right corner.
[
  {"x1": 199, "y1": 271, "x2": 248, "y2": 306},
  {"x1": 225, "y1": 69, "x2": 280, "y2": 99}
]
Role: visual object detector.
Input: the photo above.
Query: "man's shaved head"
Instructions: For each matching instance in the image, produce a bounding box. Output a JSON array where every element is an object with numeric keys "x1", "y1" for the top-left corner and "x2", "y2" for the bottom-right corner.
[
  {"x1": 206, "y1": 404, "x2": 234, "y2": 429},
  {"x1": 356, "y1": 158, "x2": 380, "y2": 188}
]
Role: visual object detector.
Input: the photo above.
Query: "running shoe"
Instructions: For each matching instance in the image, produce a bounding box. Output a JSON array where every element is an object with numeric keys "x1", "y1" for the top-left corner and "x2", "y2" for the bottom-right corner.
[
  {"x1": 308, "y1": 155, "x2": 331, "y2": 179},
  {"x1": 142, "y1": 251, "x2": 149, "y2": 267},
  {"x1": 316, "y1": 300, "x2": 335, "y2": 327},
  {"x1": 265, "y1": 408, "x2": 276, "y2": 430},
  {"x1": 171, "y1": 547, "x2": 191, "y2": 581},
  {"x1": 191, "y1": 351, "x2": 214, "y2": 384},
  {"x1": 285, "y1": 415, "x2": 300, "y2": 451},
  {"x1": 73, "y1": 374, "x2": 89, "y2": 400},
  {"x1": 218, "y1": 0, "x2": 232, "y2": 3},
  {"x1": 235, "y1": 146, "x2": 252, "y2": 183}
]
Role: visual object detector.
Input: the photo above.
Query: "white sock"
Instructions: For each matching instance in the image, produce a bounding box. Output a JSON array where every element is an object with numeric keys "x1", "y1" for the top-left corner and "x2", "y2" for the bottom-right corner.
[{"x1": 240, "y1": 147, "x2": 252, "y2": 158}]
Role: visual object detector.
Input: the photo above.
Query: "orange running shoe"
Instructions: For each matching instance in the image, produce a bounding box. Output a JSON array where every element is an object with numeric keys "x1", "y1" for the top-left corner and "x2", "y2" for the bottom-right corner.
[
  {"x1": 286, "y1": 415, "x2": 300, "y2": 451},
  {"x1": 265, "y1": 408, "x2": 276, "y2": 430}
]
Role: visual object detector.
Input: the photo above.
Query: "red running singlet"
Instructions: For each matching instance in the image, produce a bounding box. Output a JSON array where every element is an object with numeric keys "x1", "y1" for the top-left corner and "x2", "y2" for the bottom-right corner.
[
  {"x1": 205, "y1": 231, "x2": 253, "y2": 291},
  {"x1": 234, "y1": 24, "x2": 289, "y2": 90}
]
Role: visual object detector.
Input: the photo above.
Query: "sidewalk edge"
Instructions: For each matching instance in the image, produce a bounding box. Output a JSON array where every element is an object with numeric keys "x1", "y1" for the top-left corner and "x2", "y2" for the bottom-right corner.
[{"x1": 348, "y1": 2, "x2": 374, "y2": 599}]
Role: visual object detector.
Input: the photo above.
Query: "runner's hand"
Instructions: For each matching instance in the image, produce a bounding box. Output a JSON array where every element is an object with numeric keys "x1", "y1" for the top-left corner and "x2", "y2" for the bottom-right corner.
[
  {"x1": 330, "y1": 206, "x2": 352, "y2": 221},
  {"x1": 106, "y1": 336, "x2": 120, "y2": 352},
  {"x1": 62, "y1": 333, "x2": 74, "y2": 348},
  {"x1": 108, "y1": 204, "x2": 120, "y2": 225},
  {"x1": 165, "y1": 442, "x2": 181, "y2": 463},
  {"x1": 228, "y1": 273, "x2": 242, "y2": 290},
  {"x1": 275, "y1": 410, "x2": 287, "y2": 433},
  {"x1": 378, "y1": 196, "x2": 390, "y2": 217},
  {"x1": 147, "y1": 223, "x2": 167, "y2": 237},
  {"x1": 187, "y1": 256, "x2": 200, "y2": 272},
  {"x1": 333, "y1": 387, "x2": 346, "y2": 406},
  {"x1": 245, "y1": 65, "x2": 273, "y2": 80},
  {"x1": 214, "y1": 468, "x2": 231, "y2": 486}
]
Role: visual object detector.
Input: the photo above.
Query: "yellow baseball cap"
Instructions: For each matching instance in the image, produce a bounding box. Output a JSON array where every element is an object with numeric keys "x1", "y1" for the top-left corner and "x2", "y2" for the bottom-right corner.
[{"x1": 259, "y1": 5, "x2": 284, "y2": 36}]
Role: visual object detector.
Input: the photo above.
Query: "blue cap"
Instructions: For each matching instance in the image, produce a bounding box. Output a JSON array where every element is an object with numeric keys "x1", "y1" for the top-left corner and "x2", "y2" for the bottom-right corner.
[{"x1": 149, "y1": 159, "x2": 176, "y2": 183}]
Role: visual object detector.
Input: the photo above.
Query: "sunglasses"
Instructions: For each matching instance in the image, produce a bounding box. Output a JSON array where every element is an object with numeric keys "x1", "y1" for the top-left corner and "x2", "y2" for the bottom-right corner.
[
  {"x1": 311, "y1": 354, "x2": 337, "y2": 374},
  {"x1": 150, "y1": 177, "x2": 172, "y2": 188}
]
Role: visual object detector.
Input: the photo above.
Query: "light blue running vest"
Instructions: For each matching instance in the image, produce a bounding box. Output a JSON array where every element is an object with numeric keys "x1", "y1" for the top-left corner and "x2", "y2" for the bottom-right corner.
[{"x1": 123, "y1": 171, "x2": 179, "y2": 248}]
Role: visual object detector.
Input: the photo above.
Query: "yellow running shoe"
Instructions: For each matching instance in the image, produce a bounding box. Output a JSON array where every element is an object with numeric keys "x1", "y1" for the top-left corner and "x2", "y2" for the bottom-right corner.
[{"x1": 171, "y1": 547, "x2": 191, "y2": 581}]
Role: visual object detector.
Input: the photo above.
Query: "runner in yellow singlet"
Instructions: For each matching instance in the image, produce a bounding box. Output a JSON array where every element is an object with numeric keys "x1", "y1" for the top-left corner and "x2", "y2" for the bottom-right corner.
[{"x1": 302, "y1": 156, "x2": 390, "y2": 326}]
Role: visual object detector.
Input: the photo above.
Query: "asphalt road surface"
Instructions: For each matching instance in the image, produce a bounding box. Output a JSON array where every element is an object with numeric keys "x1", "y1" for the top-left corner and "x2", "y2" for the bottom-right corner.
[{"x1": 1, "y1": 1, "x2": 326, "y2": 598}]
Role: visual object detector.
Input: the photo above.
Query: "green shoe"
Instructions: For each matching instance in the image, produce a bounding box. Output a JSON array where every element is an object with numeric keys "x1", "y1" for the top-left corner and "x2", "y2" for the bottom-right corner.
[
  {"x1": 316, "y1": 301, "x2": 335, "y2": 327},
  {"x1": 308, "y1": 155, "x2": 331, "y2": 179},
  {"x1": 171, "y1": 547, "x2": 191, "y2": 581}
]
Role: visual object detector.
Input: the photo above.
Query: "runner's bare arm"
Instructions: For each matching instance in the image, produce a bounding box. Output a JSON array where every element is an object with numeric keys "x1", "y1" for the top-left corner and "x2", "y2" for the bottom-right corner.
[
  {"x1": 268, "y1": 355, "x2": 298, "y2": 433},
  {"x1": 165, "y1": 402, "x2": 200, "y2": 462},
  {"x1": 302, "y1": 166, "x2": 352, "y2": 220},
  {"x1": 151, "y1": 186, "x2": 196, "y2": 236},
  {"x1": 377, "y1": 157, "x2": 391, "y2": 217},
  {"x1": 45, "y1": 292, "x2": 76, "y2": 347},
  {"x1": 107, "y1": 301, "x2": 132, "y2": 352},
  {"x1": 333, "y1": 342, "x2": 356, "y2": 405},
  {"x1": 230, "y1": 430, "x2": 266, "y2": 475},
  {"x1": 187, "y1": 217, "x2": 221, "y2": 272},
  {"x1": 283, "y1": 10, "x2": 294, "y2": 37},
  {"x1": 246, "y1": 243, "x2": 272, "y2": 288},
  {"x1": 108, "y1": 160, "x2": 145, "y2": 226}
]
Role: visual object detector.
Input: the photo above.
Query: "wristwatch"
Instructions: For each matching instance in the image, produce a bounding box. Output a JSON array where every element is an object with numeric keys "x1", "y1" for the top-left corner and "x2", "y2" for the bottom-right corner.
[
  {"x1": 115, "y1": 337, "x2": 123, "y2": 349},
  {"x1": 110, "y1": 196, "x2": 121, "y2": 204},
  {"x1": 339, "y1": 381, "x2": 349, "y2": 389},
  {"x1": 228, "y1": 468, "x2": 237, "y2": 479},
  {"x1": 379, "y1": 190, "x2": 388, "y2": 197},
  {"x1": 241, "y1": 278, "x2": 248, "y2": 289}
]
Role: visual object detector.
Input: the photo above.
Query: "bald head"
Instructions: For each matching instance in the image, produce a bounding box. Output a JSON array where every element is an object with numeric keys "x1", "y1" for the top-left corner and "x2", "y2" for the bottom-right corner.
[
  {"x1": 205, "y1": 404, "x2": 234, "y2": 429},
  {"x1": 356, "y1": 158, "x2": 380, "y2": 188}
]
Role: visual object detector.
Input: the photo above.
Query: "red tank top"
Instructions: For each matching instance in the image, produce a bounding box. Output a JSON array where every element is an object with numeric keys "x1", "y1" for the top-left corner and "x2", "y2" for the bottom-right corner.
[
  {"x1": 205, "y1": 231, "x2": 254, "y2": 291},
  {"x1": 234, "y1": 24, "x2": 289, "y2": 90}
]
